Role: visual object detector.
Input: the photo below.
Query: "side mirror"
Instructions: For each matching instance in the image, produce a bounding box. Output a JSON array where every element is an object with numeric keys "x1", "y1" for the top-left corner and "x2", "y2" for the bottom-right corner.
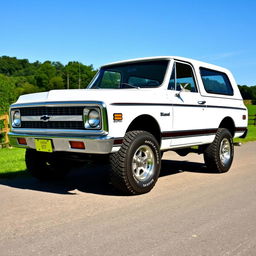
[{"x1": 175, "y1": 83, "x2": 189, "y2": 97}]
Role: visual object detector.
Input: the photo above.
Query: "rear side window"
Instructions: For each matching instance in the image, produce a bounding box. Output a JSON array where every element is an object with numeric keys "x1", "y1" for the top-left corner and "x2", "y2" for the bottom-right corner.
[{"x1": 200, "y1": 68, "x2": 233, "y2": 95}]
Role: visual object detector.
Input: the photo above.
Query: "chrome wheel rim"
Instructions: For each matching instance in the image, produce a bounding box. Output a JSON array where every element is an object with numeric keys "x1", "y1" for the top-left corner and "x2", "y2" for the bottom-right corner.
[
  {"x1": 219, "y1": 138, "x2": 231, "y2": 166},
  {"x1": 132, "y1": 145, "x2": 155, "y2": 182}
]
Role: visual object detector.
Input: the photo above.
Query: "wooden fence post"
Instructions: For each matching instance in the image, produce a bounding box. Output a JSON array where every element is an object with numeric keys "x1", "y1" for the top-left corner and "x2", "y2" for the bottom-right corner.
[{"x1": 0, "y1": 114, "x2": 10, "y2": 146}]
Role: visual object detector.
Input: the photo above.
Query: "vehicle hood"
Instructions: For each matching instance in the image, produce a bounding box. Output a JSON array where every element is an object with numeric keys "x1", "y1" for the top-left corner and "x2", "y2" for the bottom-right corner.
[{"x1": 13, "y1": 88, "x2": 166, "y2": 106}]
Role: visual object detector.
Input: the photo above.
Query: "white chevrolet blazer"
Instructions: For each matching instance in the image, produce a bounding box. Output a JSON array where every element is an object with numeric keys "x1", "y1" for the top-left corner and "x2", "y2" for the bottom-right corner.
[{"x1": 9, "y1": 56, "x2": 248, "y2": 194}]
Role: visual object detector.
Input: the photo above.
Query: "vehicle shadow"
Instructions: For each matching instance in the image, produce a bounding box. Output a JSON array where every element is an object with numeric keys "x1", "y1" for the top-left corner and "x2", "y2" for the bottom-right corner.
[
  {"x1": 0, "y1": 159, "x2": 209, "y2": 196},
  {"x1": 161, "y1": 159, "x2": 210, "y2": 176}
]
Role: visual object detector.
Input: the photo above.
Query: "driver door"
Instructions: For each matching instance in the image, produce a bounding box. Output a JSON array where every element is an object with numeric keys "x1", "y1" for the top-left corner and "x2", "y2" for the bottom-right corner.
[{"x1": 167, "y1": 61, "x2": 207, "y2": 146}]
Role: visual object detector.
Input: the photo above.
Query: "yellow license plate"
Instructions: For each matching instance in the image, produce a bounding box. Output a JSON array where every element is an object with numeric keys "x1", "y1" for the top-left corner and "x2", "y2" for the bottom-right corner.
[{"x1": 34, "y1": 139, "x2": 53, "y2": 152}]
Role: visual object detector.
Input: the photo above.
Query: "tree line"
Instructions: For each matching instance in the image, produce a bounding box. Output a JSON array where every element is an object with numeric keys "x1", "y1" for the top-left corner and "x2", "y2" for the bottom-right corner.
[
  {"x1": 238, "y1": 85, "x2": 256, "y2": 103},
  {"x1": 0, "y1": 55, "x2": 256, "y2": 114},
  {"x1": 0, "y1": 56, "x2": 97, "y2": 114}
]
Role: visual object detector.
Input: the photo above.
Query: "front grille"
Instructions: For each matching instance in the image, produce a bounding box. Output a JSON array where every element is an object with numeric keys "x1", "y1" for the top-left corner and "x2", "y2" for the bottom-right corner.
[
  {"x1": 20, "y1": 106, "x2": 84, "y2": 116},
  {"x1": 19, "y1": 106, "x2": 85, "y2": 130},
  {"x1": 21, "y1": 121, "x2": 84, "y2": 130}
]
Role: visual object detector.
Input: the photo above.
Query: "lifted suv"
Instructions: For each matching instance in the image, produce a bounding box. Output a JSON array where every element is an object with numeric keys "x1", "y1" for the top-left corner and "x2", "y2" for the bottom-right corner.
[{"x1": 9, "y1": 56, "x2": 248, "y2": 194}]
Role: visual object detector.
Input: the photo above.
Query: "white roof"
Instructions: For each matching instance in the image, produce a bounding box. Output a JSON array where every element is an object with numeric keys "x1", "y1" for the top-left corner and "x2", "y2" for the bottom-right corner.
[{"x1": 102, "y1": 56, "x2": 229, "y2": 73}]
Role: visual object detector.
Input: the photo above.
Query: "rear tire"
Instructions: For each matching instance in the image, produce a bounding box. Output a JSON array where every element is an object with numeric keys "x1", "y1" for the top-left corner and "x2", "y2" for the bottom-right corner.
[
  {"x1": 25, "y1": 149, "x2": 70, "y2": 180},
  {"x1": 204, "y1": 128, "x2": 234, "y2": 173},
  {"x1": 110, "y1": 131, "x2": 161, "y2": 195}
]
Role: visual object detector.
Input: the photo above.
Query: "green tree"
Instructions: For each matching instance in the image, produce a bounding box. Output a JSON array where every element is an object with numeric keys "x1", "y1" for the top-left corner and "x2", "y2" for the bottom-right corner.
[
  {"x1": 0, "y1": 74, "x2": 18, "y2": 114},
  {"x1": 16, "y1": 82, "x2": 40, "y2": 96},
  {"x1": 38, "y1": 61, "x2": 56, "y2": 78},
  {"x1": 0, "y1": 55, "x2": 97, "y2": 109},
  {"x1": 35, "y1": 73, "x2": 49, "y2": 88},
  {"x1": 48, "y1": 76, "x2": 65, "y2": 90},
  {"x1": 239, "y1": 85, "x2": 256, "y2": 101},
  {"x1": 64, "y1": 62, "x2": 96, "y2": 89}
]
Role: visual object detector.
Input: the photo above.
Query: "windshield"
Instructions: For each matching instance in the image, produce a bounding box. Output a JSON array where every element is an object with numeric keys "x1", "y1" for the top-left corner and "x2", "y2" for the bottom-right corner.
[{"x1": 88, "y1": 60, "x2": 169, "y2": 89}]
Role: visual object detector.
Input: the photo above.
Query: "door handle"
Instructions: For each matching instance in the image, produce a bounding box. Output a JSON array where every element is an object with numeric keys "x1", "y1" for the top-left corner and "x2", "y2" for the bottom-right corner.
[{"x1": 198, "y1": 101, "x2": 206, "y2": 105}]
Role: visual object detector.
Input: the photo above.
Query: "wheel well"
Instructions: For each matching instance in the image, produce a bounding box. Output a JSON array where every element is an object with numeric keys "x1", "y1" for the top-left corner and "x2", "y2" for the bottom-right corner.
[
  {"x1": 126, "y1": 115, "x2": 161, "y2": 145},
  {"x1": 219, "y1": 117, "x2": 235, "y2": 137}
]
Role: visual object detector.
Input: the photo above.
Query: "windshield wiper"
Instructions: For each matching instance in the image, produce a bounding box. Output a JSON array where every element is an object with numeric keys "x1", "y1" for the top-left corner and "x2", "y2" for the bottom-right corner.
[{"x1": 121, "y1": 83, "x2": 140, "y2": 89}]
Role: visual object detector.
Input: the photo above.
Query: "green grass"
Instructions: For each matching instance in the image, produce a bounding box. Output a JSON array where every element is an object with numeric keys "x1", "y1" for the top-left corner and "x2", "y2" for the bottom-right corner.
[
  {"x1": 246, "y1": 104, "x2": 256, "y2": 126},
  {"x1": 0, "y1": 147, "x2": 27, "y2": 178},
  {"x1": 246, "y1": 104, "x2": 256, "y2": 115},
  {"x1": 234, "y1": 125, "x2": 256, "y2": 143}
]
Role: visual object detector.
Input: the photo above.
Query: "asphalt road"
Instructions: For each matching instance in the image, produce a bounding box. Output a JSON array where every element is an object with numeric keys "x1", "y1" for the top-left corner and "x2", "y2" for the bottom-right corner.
[{"x1": 0, "y1": 142, "x2": 256, "y2": 256}]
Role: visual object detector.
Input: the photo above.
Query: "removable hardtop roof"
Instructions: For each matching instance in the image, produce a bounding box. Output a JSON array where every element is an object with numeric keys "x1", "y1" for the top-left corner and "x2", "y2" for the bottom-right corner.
[{"x1": 101, "y1": 56, "x2": 229, "y2": 73}]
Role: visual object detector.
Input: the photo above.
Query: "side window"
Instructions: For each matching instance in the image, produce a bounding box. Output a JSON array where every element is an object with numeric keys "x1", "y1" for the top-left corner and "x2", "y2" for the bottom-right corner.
[
  {"x1": 168, "y1": 62, "x2": 197, "y2": 92},
  {"x1": 176, "y1": 62, "x2": 197, "y2": 92},
  {"x1": 100, "y1": 71, "x2": 121, "y2": 89},
  {"x1": 200, "y1": 68, "x2": 233, "y2": 95}
]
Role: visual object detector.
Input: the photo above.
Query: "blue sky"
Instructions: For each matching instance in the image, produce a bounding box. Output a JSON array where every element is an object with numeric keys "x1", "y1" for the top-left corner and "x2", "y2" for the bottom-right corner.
[{"x1": 0, "y1": 0, "x2": 256, "y2": 85}]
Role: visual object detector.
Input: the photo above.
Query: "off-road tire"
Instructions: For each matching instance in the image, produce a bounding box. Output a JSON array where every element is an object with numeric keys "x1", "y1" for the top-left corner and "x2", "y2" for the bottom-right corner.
[
  {"x1": 204, "y1": 128, "x2": 234, "y2": 173},
  {"x1": 110, "y1": 131, "x2": 161, "y2": 195},
  {"x1": 25, "y1": 149, "x2": 70, "y2": 180}
]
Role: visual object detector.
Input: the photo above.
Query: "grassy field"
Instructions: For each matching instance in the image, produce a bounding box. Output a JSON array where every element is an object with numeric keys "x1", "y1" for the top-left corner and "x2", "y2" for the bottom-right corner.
[
  {"x1": 246, "y1": 104, "x2": 256, "y2": 114},
  {"x1": 247, "y1": 104, "x2": 256, "y2": 125},
  {"x1": 0, "y1": 147, "x2": 27, "y2": 178},
  {"x1": 234, "y1": 125, "x2": 256, "y2": 143}
]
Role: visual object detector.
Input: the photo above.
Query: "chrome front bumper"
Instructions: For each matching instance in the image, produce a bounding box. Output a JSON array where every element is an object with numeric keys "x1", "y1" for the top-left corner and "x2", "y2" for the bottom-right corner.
[{"x1": 9, "y1": 132, "x2": 115, "y2": 154}]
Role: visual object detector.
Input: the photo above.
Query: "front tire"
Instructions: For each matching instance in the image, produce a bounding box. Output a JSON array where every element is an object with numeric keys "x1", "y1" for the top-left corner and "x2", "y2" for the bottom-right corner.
[
  {"x1": 110, "y1": 131, "x2": 161, "y2": 195},
  {"x1": 204, "y1": 128, "x2": 234, "y2": 173},
  {"x1": 25, "y1": 149, "x2": 70, "y2": 180}
]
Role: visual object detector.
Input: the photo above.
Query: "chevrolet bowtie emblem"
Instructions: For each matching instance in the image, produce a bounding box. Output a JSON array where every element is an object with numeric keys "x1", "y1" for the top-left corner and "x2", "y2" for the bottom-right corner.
[{"x1": 40, "y1": 115, "x2": 50, "y2": 122}]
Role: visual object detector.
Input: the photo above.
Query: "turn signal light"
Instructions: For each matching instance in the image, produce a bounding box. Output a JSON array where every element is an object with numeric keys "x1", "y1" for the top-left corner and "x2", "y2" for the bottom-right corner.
[
  {"x1": 69, "y1": 141, "x2": 85, "y2": 149},
  {"x1": 17, "y1": 138, "x2": 27, "y2": 145},
  {"x1": 113, "y1": 113, "x2": 123, "y2": 121}
]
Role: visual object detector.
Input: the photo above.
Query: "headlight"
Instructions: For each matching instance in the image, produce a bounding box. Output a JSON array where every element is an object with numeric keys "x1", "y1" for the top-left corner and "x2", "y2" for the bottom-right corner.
[
  {"x1": 12, "y1": 110, "x2": 21, "y2": 127},
  {"x1": 83, "y1": 107, "x2": 101, "y2": 129},
  {"x1": 88, "y1": 109, "x2": 100, "y2": 128}
]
